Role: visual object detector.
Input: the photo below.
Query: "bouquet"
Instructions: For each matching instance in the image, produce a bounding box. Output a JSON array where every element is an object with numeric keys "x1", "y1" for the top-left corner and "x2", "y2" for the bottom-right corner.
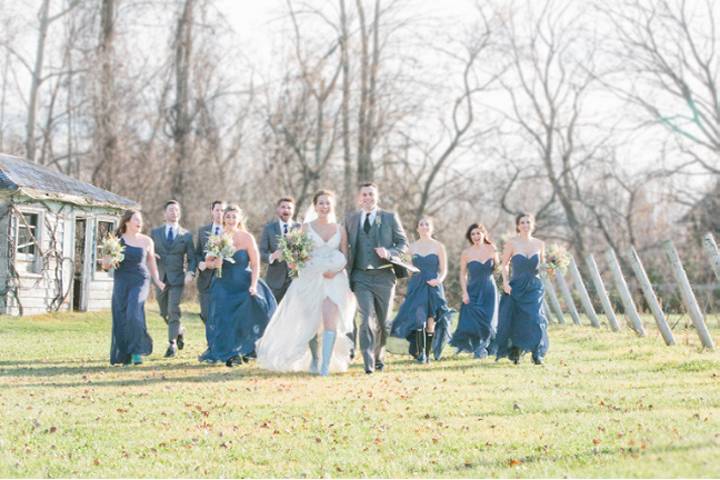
[
  {"x1": 99, "y1": 235, "x2": 125, "y2": 269},
  {"x1": 540, "y1": 244, "x2": 570, "y2": 277},
  {"x1": 279, "y1": 229, "x2": 314, "y2": 277},
  {"x1": 206, "y1": 233, "x2": 236, "y2": 278}
]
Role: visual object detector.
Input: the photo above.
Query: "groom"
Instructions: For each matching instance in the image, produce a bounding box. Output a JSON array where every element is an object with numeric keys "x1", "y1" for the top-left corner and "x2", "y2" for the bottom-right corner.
[{"x1": 345, "y1": 182, "x2": 408, "y2": 374}]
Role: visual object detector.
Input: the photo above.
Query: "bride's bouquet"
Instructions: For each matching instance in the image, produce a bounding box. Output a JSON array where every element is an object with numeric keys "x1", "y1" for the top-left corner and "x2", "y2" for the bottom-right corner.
[
  {"x1": 540, "y1": 244, "x2": 570, "y2": 277},
  {"x1": 279, "y1": 229, "x2": 314, "y2": 277},
  {"x1": 206, "y1": 233, "x2": 236, "y2": 278},
  {"x1": 99, "y1": 235, "x2": 125, "y2": 269}
]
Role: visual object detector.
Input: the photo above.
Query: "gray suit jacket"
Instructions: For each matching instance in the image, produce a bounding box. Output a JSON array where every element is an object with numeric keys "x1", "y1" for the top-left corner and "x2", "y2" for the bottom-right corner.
[
  {"x1": 344, "y1": 209, "x2": 408, "y2": 277},
  {"x1": 259, "y1": 219, "x2": 301, "y2": 290},
  {"x1": 195, "y1": 224, "x2": 216, "y2": 292},
  {"x1": 151, "y1": 225, "x2": 197, "y2": 287}
]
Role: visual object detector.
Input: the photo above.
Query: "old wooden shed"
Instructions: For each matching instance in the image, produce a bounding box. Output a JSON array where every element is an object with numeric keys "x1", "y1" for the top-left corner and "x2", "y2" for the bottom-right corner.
[{"x1": 0, "y1": 153, "x2": 138, "y2": 316}]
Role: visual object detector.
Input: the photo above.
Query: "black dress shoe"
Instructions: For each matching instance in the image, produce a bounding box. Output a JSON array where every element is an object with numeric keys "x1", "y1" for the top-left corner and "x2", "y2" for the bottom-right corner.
[
  {"x1": 375, "y1": 362, "x2": 384, "y2": 372},
  {"x1": 365, "y1": 369, "x2": 373, "y2": 374},
  {"x1": 164, "y1": 343, "x2": 177, "y2": 358},
  {"x1": 176, "y1": 334, "x2": 184, "y2": 350},
  {"x1": 532, "y1": 355, "x2": 544, "y2": 365},
  {"x1": 226, "y1": 355, "x2": 241, "y2": 367},
  {"x1": 509, "y1": 347, "x2": 520, "y2": 365}
]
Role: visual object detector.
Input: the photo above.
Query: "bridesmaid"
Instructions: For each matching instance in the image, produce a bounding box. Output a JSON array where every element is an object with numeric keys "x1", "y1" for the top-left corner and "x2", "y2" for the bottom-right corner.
[
  {"x1": 390, "y1": 217, "x2": 453, "y2": 364},
  {"x1": 200, "y1": 205, "x2": 277, "y2": 367},
  {"x1": 449, "y1": 223, "x2": 499, "y2": 359},
  {"x1": 103, "y1": 210, "x2": 165, "y2": 366},
  {"x1": 495, "y1": 213, "x2": 549, "y2": 365}
]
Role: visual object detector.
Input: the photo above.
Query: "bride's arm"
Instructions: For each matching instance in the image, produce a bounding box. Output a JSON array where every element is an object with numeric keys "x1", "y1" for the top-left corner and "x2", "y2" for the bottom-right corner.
[
  {"x1": 339, "y1": 227, "x2": 349, "y2": 268},
  {"x1": 245, "y1": 232, "x2": 260, "y2": 295}
]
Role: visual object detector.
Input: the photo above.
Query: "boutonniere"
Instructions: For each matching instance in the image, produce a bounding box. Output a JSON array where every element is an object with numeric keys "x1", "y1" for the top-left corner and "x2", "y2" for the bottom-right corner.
[{"x1": 375, "y1": 215, "x2": 382, "y2": 226}]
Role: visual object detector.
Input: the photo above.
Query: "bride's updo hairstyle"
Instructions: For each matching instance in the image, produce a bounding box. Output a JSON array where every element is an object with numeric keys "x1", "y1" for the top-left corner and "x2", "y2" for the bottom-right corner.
[
  {"x1": 223, "y1": 204, "x2": 247, "y2": 230},
  {"x1": 313, "y1": 189, "x2": 336, "y2": 205}
]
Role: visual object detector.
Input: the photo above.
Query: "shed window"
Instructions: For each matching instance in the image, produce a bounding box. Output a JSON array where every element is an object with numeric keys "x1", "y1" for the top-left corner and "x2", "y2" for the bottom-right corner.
[
  {"x1": 96, "y1": 220, "x2": 117, "y2": 272},
  {"x1": 16, "y1": 212, "x2": 39, "y2": 255}
]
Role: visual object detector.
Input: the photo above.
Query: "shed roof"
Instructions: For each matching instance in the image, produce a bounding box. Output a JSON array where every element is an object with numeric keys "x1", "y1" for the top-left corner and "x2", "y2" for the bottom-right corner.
[{"x1": 0, "y1": 153, "x2": 138, "y2": 209}]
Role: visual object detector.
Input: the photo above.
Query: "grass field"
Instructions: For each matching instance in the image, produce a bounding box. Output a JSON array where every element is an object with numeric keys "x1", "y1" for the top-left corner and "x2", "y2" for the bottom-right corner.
[{"x1": 1, "y1": 305, "x2": 719, "y2": 478}]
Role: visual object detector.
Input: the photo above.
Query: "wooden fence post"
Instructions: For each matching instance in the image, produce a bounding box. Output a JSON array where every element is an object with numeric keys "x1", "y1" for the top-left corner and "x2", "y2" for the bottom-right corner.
[
  {"x1": 585, "y1": 254, "x2": 621, "y2": 331},
  {"x1": 702, "y1": 233, "x2": 720, "y2": 283},
  {"x1": 543, "y1": 299, "x2": 554, "y2": 324},
  {"x1": 568, "y1": 257, "x2": 600, "y2": 328},
  {"x1": 627, "y1": 247, "x2": 675, "y2": 346},
  {"x1": 542, "y1": 276, "x2": 565, "y2": 324},
  {"x1": 663, "y1": 240, "x2": 715, "y2": 350},
  {"x1": 555, "y1": 270, "x2": 582, "y2": 325},
  {"x1": 606, "y1": 248, "x2": 646, "y2": 336}
]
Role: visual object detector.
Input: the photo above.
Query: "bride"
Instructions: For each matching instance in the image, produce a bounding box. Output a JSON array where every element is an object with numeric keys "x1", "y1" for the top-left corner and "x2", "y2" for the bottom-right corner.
[{"x1": 256, "y1": 189, "x2": 356, "y2": 375}]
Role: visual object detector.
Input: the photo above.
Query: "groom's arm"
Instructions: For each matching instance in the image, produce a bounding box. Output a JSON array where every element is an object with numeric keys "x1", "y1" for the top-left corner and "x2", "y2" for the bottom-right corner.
[{"x1": 388, "y1": 212, "x2": 408, "y2": 258}]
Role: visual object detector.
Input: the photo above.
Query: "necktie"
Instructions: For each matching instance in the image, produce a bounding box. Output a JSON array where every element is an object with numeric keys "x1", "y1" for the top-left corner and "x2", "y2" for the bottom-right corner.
[
  {"x1": 283, "y1": 223, "x2": 288, "y2": 236},
  {"x1": 167, "y1": 227, "x2": 174, "y2": 242},
  {"x1": 214, "y1": 226, "x2": 219, "y2": 235},
  {"x1": 363, "y1": 214, "x2": 371, "y2": 234}
]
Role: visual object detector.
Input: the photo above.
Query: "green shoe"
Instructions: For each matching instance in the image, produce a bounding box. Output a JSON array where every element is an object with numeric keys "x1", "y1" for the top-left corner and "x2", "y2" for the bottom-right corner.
[{"x1": 131, "y1": 354, "x2": 143, "y2": 365}]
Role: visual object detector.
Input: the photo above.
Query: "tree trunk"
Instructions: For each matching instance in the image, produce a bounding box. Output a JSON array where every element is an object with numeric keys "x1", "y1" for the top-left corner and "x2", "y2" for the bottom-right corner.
[
  {"x1": 171, "y1": 0, "x2": 194, "y2": 204},
  {"x1": 93, "y1": 0, "x2": 117, "y2": 189},
  {"x1": 339, "y1": 0, "x2": 353, "y2": 212},
  {"x1": 26, "y1": 0, "x2": 52, "y2": 163}
]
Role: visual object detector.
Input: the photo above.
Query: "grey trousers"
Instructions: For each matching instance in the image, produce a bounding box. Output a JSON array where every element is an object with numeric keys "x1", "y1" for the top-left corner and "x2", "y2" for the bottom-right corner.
[
  {"x1": 351, "y1": 269, "x2": 396, "y2": 372},
  {"x1": 157, "y1": 284, "x2": 184, "y2": 343},
  {"x1": 198, "y1": 288, "x2": 211, "y2": 324}
]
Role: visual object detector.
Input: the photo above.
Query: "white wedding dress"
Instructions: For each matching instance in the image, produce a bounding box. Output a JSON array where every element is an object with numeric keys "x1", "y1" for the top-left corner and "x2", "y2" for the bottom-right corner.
[{"x1": 256, "y1": 223, "x2": 356, "y2": 373}]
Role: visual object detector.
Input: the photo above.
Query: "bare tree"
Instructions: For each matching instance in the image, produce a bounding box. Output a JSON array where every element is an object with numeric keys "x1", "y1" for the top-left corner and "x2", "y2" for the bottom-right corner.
[
  {"x1": 495, "y1": 0, "x2": 606, "y2": 261},
  {"x1": 601, "y1": 0, "x2": 720, "y2": 175}
]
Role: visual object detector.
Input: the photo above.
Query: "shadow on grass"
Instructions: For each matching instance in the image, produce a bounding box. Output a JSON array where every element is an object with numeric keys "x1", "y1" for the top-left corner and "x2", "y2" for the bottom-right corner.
[{"x1": 449, "y1": 441, "x2": 714, "y2": 474}]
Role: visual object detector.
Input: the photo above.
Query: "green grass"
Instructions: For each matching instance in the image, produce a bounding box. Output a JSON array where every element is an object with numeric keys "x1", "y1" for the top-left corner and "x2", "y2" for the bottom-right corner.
[{"x1": 1, "y1": 307, "x2": 719, "y2": 478}]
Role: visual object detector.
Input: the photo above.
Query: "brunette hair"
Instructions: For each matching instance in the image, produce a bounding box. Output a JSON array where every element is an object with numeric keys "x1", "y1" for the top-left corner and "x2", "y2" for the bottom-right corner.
[
  {"x1": 358, "y1": 182, "x2": 378, "y2": 191},
  {"x1": 211, "y1": 200, "x2": 225, "y2": 210},
  {"x1": 465, "y1": 223, "x2": 494, "y2": 246},
  {"x1": 312, "y1": 189, "x2": 336, "y2": 205},
  {"x1": 515, "y1": 212, "x2": 535, "y2": 233},
  {"x1": 164, "y1": 200, "x2": 180, "y2": 210},
  {"x1": 276, "y1": 196, "x2": 295, "y2": 207},
  {"x1": 115, "y1": 209, "x2": 141, "y2": 237}
]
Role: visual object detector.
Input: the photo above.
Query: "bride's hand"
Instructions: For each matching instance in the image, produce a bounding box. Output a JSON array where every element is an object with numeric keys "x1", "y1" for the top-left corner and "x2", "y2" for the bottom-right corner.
[
  {"x1": 323, "y1": 270, "x2": 338, "y2": 279},
  {"x1": 249, "y1": 284, "x2": 257, "y2": 296}
]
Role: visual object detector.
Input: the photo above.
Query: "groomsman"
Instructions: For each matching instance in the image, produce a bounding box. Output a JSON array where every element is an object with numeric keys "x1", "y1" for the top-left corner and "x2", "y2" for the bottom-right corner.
[
  {"x1": 259, "y1": 197, "x2": 301, "y2": 302},
  {"x1": 151, "y1": 200, "x2": 197, "y2": 358},
  {"x1": 345, "y1": 183, "x2": 408, "y2": 374},
  {"x1": 195, "y1": 200, "x2": 226, "y2": 325}
]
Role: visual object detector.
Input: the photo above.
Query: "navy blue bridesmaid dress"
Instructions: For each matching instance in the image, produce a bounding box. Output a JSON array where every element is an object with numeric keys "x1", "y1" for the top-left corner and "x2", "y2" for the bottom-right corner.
[
  {"x1": 110, "y1": 239, "x2": 153, "y2": 365},
  {"x1": 450, "y1": 259, "x2": 498, "y2": 358},
  {"x1": 200, "y1": 250, "x2": 277, "y2": 363},
  {"x1": 495, "y1": 253, "x2": 549, "y2": 363},
  {"x1": 390, "y1": 253, "x2": 453, "y2": 360}
]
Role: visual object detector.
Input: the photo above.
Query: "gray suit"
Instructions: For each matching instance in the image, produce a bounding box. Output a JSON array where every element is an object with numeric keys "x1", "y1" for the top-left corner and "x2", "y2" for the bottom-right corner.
[
  {"x1": 151, "y1": 225, "x2": 197, "y2": 343},
  {"x1": 345, "y1": 209, "x2": 408, "y2": 372},
  {"x1": 195, "y1": 224, "x2": 217, "y2": 324},
  {"x1": 259, "y1": 219, "x2": 301, "y2": 302}
]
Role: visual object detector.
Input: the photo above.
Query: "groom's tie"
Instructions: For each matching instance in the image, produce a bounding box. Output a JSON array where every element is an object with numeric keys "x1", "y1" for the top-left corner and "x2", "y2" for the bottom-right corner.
[
  {"x1": 167, "y1": 227, "x2": 174, "y2": 242},
  {"x1": 283, "y1": 223, "x2": 288, "y2": 236},
  {"x1": 363, "y1": 214, "x2": 371, "y2": 234},
  {"x1": 214, "y1": 226, "x2": 219, "y2": 235}
]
